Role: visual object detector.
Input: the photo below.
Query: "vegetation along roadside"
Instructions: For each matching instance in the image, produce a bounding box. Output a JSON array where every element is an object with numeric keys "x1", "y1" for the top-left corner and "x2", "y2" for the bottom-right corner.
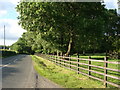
[
  {"x1": 0, "y1": 49, "x2": 17, "y2": 58},
  {"x1": 31, "y1": 55, "x2": 105, "y2": 88}
]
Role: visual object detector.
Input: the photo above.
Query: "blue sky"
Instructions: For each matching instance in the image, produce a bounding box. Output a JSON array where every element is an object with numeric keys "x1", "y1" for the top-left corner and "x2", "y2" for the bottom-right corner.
[{"x1": 0, "y1": 0, "x2": 119, "y2": 46}]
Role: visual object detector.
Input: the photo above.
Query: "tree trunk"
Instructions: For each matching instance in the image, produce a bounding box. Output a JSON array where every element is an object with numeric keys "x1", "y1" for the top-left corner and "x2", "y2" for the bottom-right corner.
[
  {"x1": 65, "y1": 37, "x2": 72, "y2": 57},
  {"x1": 57, "y1": 50, "x2": 59, "y2": 56}
]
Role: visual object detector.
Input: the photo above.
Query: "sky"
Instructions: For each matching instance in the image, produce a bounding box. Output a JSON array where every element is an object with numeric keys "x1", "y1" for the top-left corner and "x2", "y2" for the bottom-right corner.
[{"x1": 0, "y1": 0, "x2": 119, "y2": 46}]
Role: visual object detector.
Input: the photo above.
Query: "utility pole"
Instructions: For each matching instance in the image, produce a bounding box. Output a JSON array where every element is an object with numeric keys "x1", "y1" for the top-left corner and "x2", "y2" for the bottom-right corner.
[
  {"x1": 4, "y1": 25, "x2": 5, "y2": 49},
  {"x1": 118, "y1": 0, "x2": 120, "y2": 15}
]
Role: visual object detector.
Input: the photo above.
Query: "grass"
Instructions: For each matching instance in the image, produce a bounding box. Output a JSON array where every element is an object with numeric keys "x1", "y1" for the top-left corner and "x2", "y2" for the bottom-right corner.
[
  {"x1": 31, "y1": 55, "x2": 105, "y2": 88},
  {"x1": 72, "y1": 53, "x2": 120, "y2": 61},
  {"x1": 48, "y1": 54, "x2": 120, "y2": 88},
  {"x1": 59, "y1": 55, "x2": 120, "y2": 88}
]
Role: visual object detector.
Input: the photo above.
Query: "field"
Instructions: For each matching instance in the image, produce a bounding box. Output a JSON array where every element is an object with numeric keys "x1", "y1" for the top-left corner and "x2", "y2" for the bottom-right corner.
[
  {"x1": 31, "y1": 55, "x2": 105, "y2": 88},
  {"x1": 53, "y1": 54, "x2": 120, "y2": 88}
]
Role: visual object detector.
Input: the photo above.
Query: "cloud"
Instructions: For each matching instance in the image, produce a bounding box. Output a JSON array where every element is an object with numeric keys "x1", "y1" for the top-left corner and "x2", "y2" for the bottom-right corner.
[
  {"x1": 0, "y1": 19, "x2": 26, "y2": 45},
  {"x1": 0, "y1": 0, "x2": 25, "y2": 46},
  {"x1": 0, "y1": 39, "x2": 18, "y2": 46},
  {"x1": 0, "y1": 10, "x2": 7, "y2": 17},
  {"x1": 0, "y1": 1, "x2": 17, "y2": 19},
  {"x1": 0, "y1": 0, "x2": 20, "y2": 5},
  {"x1": 8, "y1": 0, "x2": 20, "y2": 5},
  {"x1": 104, "y1": 0, "x2": 118, "y2": 9}
]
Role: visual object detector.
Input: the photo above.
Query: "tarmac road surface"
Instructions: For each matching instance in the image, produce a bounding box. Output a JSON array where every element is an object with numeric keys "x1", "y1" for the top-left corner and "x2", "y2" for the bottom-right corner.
[{"x1": 2, "y1": 55, "x2": 62, "y2": 88}]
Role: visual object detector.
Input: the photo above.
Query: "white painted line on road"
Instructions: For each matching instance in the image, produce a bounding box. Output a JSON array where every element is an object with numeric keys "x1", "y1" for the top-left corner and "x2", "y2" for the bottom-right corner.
[
  {"x1": 1, "y1": 57, "x2": 20, "y2": 69},
  {"x1": 3, "y1": 64, "x2": 9, "y2": 67},
  {"x1": 0, "y1": 63, "x2": 11, "y2": 69},
  {"x1": 13, "y1": 59, "x2": 18, "y2": 63},
  {"x1": 0, "y1": 58, "x2": 19, "y2": 69}
]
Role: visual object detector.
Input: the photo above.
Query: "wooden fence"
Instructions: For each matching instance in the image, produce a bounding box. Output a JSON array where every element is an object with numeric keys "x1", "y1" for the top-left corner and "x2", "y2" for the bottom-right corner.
[{"x1": 45, "y1": 54, "x2": 120, "y2": 88}]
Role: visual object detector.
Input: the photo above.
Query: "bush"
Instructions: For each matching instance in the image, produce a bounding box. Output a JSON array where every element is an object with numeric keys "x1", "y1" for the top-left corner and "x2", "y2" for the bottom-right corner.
[{"x1": 0, "y1": 49, "x2": 17, "y2": 58}]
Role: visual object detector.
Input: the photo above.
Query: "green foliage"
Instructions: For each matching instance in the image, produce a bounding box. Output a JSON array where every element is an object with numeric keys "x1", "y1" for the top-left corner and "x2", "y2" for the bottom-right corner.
[
  {"x1": 10, "y1": 33, "x2": 34, "y2": 54},
  {"x1": 16, "y1": 2, "x2": 107, "y2": 54},
  {"x1": 0, "y1": 49, "x2": 17, "y2": 58},
  {"x1": 12, "y1": 2, "x2": 120, "y2": 59},
  {"x1": 102, "y1": 9, "x2": 120, "y2": 59}
]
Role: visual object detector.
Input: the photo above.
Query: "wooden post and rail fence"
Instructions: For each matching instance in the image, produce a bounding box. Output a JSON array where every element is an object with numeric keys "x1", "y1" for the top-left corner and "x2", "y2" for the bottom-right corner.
[{"x1": 44, "y1": 54, "x2": 120, "y2": 88}]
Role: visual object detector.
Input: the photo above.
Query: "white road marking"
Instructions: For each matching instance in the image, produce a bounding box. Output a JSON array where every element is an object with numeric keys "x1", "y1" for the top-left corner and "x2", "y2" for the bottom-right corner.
[
  {"x1": 2, "y1": 64, "x2": 10, "y2": 68},
  {"x1": 14, "y1": 59, "x2": 18, "y2": 63},
  {"x1": 0, "y1": 64, "x2": 10, "y2": 69},
  {"x1": 0, "y1": 59, "x2": 18, "y2": 69},
  {"x1": 0, "y1": 58, "x2": 19, "y2": 69}
]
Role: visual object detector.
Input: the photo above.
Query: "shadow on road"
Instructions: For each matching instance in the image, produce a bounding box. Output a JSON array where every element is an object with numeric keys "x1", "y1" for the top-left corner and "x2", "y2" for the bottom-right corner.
[{"x1": 2, "y1": 67, "x2": 20, "y2": 79}]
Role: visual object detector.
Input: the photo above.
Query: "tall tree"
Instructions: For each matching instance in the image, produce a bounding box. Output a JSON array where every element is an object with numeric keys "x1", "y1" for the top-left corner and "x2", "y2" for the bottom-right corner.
[
  {"x1": 103, "y1": 9, "x2": 120, "y2": 59},
  {"x1": 16, "y1": 1, "x2": 109, "y2": 56}
]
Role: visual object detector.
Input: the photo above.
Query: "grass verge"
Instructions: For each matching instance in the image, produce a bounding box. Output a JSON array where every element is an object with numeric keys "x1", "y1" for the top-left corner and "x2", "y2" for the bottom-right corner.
[{"x1": 31, "y1": 55, "x2": 105, "y2": 88}]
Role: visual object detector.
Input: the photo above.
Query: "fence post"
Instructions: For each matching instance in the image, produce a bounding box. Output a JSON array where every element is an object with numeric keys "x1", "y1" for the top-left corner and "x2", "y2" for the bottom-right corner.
[
  {"x1": 47, "y1": 54, "x2": 48, "y2": 60},
  {"x1": 77, "y1": 53, "x2": 80, "y2": 74},
  {"x1": 51, "y1": 54, "x2": 54, "y2": 63},
  {"x1": 63, "y1": 55, "x2": 65, "y2": 66},
  {"x1": 56, "y1": 54, "x2": 57, "y2": 64},
  {"x1": 69, "y1": 55, "x2": 71, "y2": 69},
  {"x1": 48, "y1": 54, "x2": 49, "y2": 61},
  {"x1": 60, "y1": 55, "x2": 61, "y2": 66},
  {"x1": 88, "y1": 56, "x2": 91, "y2": 76},
  {"x1": 50, "y1": 55, "x2": 52, "y2": 62},
  {"x1": 54, "y1": 55, "x2": 55, "y2": 63},
  {"x1": 104, "y1": 56, "x2": 108, "y2": 88},
  {"x1": 54, "y1": 54, "x2": 56, "y2": 63},
  {"x1": 48, "y1": 54, "x2": 50, "y2": 61}
]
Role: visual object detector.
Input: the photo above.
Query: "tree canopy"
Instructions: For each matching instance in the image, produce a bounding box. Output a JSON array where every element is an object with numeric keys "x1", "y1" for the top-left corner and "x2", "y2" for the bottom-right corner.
[{"x1": 11, "y1": 2, "x2": 120, "y2": 59}]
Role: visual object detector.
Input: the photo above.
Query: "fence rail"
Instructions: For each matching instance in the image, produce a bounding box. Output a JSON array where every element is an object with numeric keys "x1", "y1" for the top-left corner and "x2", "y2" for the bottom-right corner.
[{"x1": 44, "y1": 54, "x2": 120, "y2": 88}]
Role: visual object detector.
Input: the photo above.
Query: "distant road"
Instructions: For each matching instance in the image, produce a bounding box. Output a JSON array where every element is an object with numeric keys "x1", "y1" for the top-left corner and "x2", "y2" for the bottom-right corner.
[{"x1": 2, "y1": 55, "x2": 62, "y2": 88}]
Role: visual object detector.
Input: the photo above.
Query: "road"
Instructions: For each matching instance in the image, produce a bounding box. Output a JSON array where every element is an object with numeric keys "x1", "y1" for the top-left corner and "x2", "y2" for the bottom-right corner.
[{"x1": 1, "y1": 55, "x2": 62, "y2": 88}]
